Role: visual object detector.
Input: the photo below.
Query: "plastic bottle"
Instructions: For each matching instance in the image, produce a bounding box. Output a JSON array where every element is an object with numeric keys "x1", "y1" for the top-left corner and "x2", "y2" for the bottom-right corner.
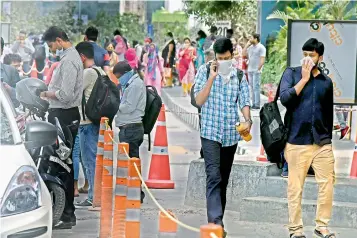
[{"x1": 236, "y1": 122, "x2": 252, "y2": 142}]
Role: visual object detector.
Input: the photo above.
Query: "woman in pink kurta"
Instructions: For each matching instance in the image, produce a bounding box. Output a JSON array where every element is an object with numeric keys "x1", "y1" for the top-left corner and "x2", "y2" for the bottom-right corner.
[
  {"x1": 142, "y1": 43, "x2": 164, "y2": 96},
  {"x1": 178, "y1": 37, "x2": 196, "y2": 96}
]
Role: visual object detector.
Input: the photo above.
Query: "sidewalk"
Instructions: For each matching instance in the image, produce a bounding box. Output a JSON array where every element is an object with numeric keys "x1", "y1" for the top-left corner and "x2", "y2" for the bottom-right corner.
[
  {"x1": 162, "y1": 86, "x2": 354, "y2": 176},
  {"x1": 53, "y1": 110, "x2": 357, "y2": 238}
]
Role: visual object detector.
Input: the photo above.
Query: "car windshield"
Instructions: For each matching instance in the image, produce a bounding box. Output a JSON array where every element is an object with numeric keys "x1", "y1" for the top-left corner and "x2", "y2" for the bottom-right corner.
[{"x1": 0, "y1": 104, "x2": 14, "y2": 145}]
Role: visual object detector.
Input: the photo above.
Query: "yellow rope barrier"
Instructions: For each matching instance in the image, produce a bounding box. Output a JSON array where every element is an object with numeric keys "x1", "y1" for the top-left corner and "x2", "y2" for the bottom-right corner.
[{"x1": 107, "y1": 133, "x2": 200, "y2": 233}]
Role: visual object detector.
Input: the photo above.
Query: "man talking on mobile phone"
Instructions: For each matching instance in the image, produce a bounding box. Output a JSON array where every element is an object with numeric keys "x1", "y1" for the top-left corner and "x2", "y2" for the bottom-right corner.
[
  {"x1": 280, "y1": 38, "x2": 335, "y2": 238},
  {"x1": 194, "y1": 38, "x2": 252, "y2": 238}
]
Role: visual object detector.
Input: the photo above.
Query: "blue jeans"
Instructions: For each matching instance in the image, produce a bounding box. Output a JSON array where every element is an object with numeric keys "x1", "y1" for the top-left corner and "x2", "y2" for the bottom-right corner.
[
  {"x1": 248, "y1": 71, "x2": 261, "y2": 108},
  {"x1": 201, "y1": 137, "x2": 237, "y2": 227},
  {"x1": 72, "y1": 133, "x2": 84, "y2": 181},
  {"x1": 79, "y1": 124, "x2": 100, "y2": 202}
]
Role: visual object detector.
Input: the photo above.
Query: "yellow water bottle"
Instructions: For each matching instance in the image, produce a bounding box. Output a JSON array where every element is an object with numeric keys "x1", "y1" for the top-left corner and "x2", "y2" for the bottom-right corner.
[{"x1": 236, "y1": 122, "x2": 252, "y2": 142}]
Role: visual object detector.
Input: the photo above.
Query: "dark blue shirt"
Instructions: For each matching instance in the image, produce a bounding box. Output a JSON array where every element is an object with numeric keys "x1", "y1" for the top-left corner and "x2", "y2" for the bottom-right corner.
[
  {"x1": 89, "y1": 42, "x2": 110, "y2": 69},
  {"x1": 279, "y1": 66, "x2": 333, "y2": 146}
]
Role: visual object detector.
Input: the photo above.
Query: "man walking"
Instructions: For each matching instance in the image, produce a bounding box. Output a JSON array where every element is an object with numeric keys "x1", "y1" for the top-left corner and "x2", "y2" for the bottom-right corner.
[
  {"x1": 11, "y1": 30, "x2": 35, "y2": 73},
  {"x1": 243, "y1": 33, "x2": 266, "y2": 109},
  {"x1": 113, "y1": 61, "x2": 146, "y2": 202},
  {"x1": 74, "y1": 42, "x2": 105, "y2": 207},
  {"x1": 41, "y1": 26, "x2": 83, "y2": 229},
  {"x1": 84, "y1": 26, "x2": 110, "y2": 73},
  {"x1": 194, "y1": 38, "x2": 252, "y2": 237},
  {"x1": 280, "y1": 38, "x2": 335, "y2": 238}
]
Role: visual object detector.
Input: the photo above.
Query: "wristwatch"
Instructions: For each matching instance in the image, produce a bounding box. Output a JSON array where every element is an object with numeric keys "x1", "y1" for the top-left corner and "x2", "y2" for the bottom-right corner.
[{"x1": 245, "y1": 118, "x2": 253, "y2": 125}]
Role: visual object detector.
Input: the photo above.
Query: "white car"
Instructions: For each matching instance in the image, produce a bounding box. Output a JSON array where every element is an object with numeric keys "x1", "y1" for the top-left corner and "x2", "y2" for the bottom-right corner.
[{"x1": 0, "y1": 86, "x2": 56, "y2": 237}]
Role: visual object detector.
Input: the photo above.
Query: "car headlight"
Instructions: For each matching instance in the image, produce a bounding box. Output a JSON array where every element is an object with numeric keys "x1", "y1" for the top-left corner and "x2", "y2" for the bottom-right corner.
[{"x1": 0, "y1": 166, "x2": 42, "y2": 217}]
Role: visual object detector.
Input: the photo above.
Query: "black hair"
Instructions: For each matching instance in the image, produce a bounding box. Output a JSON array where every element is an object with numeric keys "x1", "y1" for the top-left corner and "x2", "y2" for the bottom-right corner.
[
  {"x1": 213, "y1": 37, "x2": 233, "y2": 54},
  {"x1": 75, "y1": 42, "x2": 94, "y2": 59},
  {"x1": 19, "y1": 30, "x2": 26, "y2": 35},
  {"x1": 227, "y1": 29, "x2": 233, "y2": 35},
  {"x1": 104, "y1": 41, "x2": 113, "y2": 49},
  {"x1": 302, "y1": 38, "x2": 324, "y2": 56},
  {"x1": 252, "y1": 33, "x2": 260, "y2": 42},
  {"x1": 133, "y1": 40, "x2": 138, "y2": 47},
  {"x1": 210, "y1": 26, "x2": 218, "y2": 34},
  {"x1": 167, "y1": 32, "x2": 173, "y2": 38},
  {"x1": 43, "y1": 26, "x2": 69, "y2": 42},
  {"x1": 113, "y1": 29, "x2": 121, "y2": 36},
  {"x1": 113, "y1": 61, "x2": 132, "y2": 75},
  {"x1": 1, "y1": 37, "x2": 4, "y2": 51},
  {"x1": 3, "y1": 54, "x2": 22, "y2": 65},
  {"x1": 183, "y1": 37, "x2": 191, "y2": 43},
  {"x1": 85, "y1": 26, "x2": 99, "y2": 42},
  {"x1": 197, "y1": 30, "x2": 207, "y2": 39}
]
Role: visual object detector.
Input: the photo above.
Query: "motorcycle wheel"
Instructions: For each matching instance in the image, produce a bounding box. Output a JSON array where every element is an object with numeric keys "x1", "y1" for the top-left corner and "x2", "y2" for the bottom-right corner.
[{"x1": 47, "y1": 182, "x2": 66, "y2": 225}]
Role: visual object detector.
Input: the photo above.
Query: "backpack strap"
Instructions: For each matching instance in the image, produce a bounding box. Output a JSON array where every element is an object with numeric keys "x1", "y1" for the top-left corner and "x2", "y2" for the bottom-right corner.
[
  {"x1": 81, "y1": 67, "x2": 102, "y2": 121},
  {"x1": 274, "y1": 67, "x2": 296, "y2": 102},
  {"x1": 81, "y1": 92, "x2": 86, "y2": 121},
  {"x1": 91, "y1": 67, "x2": 102, "y2": 77}
]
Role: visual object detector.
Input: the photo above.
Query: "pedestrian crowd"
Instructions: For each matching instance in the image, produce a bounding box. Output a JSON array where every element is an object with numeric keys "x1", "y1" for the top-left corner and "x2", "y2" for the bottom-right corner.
[{"x1": 0, "y1": 23, "x2": 345, "y2": 238}]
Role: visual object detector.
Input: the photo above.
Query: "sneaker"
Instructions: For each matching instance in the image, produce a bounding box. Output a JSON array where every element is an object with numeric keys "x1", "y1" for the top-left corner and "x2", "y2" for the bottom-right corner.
[
  {"x1": 290, "y1": 233, "x2": 306, "y2": 238},
  {"x1": 75, "y1": 199, "x2": 92, "y2": 207},
  {"x1": 281, "y1": 171, "x2": 288, "y2": 178},
  {"x1": 314, "y1": 229, "x2": 336, "y2": 238},
  {"x1": 70, "y1": 216, "x2": 76, "y2": 227},
  {"x1": 53, "y1": 221, "x2": 72, "y2": 230},
  {"x1": 340, "y1": 126, "x2": 350, "y2": 140}
]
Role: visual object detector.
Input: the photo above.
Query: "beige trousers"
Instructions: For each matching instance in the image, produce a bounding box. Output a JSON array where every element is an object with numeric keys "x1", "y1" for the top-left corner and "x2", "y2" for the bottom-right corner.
[{"x1": 284, "y1": 143, "x2": 335, "y2": 234}]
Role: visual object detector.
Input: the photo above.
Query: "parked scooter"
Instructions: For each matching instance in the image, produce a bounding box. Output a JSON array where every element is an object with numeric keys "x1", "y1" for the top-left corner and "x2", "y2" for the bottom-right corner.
[{"x1": 16, "y1": 78, "x2": 77, "y2": 225}]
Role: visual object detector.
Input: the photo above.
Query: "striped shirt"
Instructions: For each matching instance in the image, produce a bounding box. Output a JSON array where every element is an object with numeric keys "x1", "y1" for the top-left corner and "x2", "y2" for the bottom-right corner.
[
  {"x1": 194, "y1": 64, "x2": 251, "y2": 147},
  {"x1": 48, "y1": 47, "x2": 83, "y2": 109}
]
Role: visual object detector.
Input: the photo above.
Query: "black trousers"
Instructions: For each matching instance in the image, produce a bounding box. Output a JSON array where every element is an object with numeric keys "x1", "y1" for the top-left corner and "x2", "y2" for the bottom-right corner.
[
  {"x1": 199, "y1": 111, "x2": 204, "y2": 158},
  {"x1": 48, "y1": 107, "x2": 80, "y2": 222},
  {"x1": 201, "y1": 137, "x2": 237, "y2": 227}
]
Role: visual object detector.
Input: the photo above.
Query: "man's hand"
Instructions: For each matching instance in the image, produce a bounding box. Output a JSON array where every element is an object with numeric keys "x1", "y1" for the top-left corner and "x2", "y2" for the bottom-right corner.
[
  {"x1": 209, "y1": 60, "x2": 218, "y2": 79},
  {"x1": 240, "y1": 121, "x2": 252, "y2": 135},
  {"x1": 301, "y1": 57, "x2": 314, "y2": 82}
]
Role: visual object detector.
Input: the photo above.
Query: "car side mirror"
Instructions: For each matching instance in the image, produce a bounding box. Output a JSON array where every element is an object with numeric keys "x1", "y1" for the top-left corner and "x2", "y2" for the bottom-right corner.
[{"x1": 25, "y1": 121, "x2": 57, "y2": 150}]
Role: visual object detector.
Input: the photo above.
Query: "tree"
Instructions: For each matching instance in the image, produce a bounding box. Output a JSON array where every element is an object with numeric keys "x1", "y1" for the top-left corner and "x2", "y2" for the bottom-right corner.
[
  {"x1": 7, "y1": 1, "x2": 84, "y2": 42},
  {"x1": 90, "y1": 12, "x2": 145, "y2": 46},
  {"x1": 183, "y1": 0, "x2": 257, "y2": 43},
  {"x1": 319, "y1": 0, "x2": 357, "y2": 20}
]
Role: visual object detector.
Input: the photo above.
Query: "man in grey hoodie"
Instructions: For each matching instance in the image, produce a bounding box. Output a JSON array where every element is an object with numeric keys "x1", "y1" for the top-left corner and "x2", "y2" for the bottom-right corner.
[{"x1": 11, "y1": 30, "x2": 35, "y2": 73}]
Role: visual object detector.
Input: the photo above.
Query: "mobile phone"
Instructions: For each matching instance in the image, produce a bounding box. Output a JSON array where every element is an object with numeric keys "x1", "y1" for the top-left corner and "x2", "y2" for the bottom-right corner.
[{"x1": 213, "y1": 56, "x2": 217, "y2": 72}]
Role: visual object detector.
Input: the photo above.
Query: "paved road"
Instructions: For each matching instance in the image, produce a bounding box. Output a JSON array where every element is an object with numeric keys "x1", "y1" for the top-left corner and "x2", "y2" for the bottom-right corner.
[{"x1": 53, "y1": 108, "x2": 357, "y2": 237}]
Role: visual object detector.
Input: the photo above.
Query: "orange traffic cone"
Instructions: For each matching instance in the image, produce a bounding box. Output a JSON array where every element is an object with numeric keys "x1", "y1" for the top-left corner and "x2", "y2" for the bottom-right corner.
[
  {"x1": 30, "y1": 61, "x2": 38, "y2": 78},
  {"x1": 350, "y1": 133, "x2": 357, "y2": 178},
  {"x1": 146, "y1": 104, "x2": 175, "y2": 189}
]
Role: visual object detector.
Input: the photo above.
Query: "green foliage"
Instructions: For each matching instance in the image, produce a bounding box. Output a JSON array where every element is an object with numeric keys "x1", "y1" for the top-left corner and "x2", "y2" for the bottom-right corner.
[
  {"x1": 262, "y1": 0, "x2": 357, "y2": 86},
  {"x1": 8, "y1": 1, "x2": 82, "y2": 42},
  {"x1": 183, "y1": 0, "x2": 257, "y2": 43},
  {"x1": 90, "y1": 12, "x2": 145, "y2": 45},
  {"x1": 153, "y1": 22, "x2": 189, "y2": 46}
]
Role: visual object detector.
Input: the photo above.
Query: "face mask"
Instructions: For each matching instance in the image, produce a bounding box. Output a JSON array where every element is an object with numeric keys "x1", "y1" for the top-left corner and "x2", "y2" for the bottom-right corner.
[
  {"x1": 57, "y1": 49, "x2": 64, "y2": 57},
  {"x1": 184, "y1": 43, "x2": 190, "y2": 48},
  {"x1": 119, "y1": 70, "x2": 134, "y2": 87},
  {"x1": 218, "y1": 59, "x2": 233, "y2": 77}
]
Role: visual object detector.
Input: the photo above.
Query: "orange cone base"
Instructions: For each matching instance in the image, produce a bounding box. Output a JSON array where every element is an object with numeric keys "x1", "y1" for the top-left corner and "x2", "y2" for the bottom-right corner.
[
  {"x1": 256, "y1": 155, "x2": 268, "y2": 162},
  {"x1": 145, "y1": 179, "x2": 175, "y2": 189}
]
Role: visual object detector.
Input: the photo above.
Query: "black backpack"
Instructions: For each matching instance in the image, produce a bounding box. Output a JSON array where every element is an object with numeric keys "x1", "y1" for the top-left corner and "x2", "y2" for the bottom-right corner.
[
  {"x1": 143, "y1": 85, "x2": 162, "y2": 151},
  {"x1": 190, "y1": 63, "x2": 244, "y2": 109},
  {"x1": 260, "y1": 67, "x2": 295, "y2": 169},
  {"x1": 82, "y1": 68, "x2": 120, "y2": 125}
]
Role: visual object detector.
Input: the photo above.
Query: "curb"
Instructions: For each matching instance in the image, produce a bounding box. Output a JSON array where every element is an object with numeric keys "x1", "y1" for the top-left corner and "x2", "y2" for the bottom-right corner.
[{"x1": 161, "y1": 89, "x2": 247, "y2": 155}]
